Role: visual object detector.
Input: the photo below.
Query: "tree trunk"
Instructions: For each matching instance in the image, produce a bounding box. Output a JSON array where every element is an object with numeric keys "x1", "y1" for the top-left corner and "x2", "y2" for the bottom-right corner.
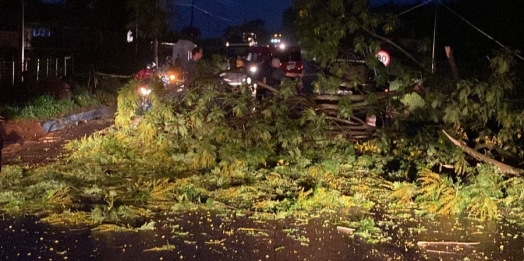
[
  {"x1": 445, "y1": 46, "x2": 460, "y2": 82},
  {"x1": 442, "y1": 130, "x2": 523, "y2": 176}
]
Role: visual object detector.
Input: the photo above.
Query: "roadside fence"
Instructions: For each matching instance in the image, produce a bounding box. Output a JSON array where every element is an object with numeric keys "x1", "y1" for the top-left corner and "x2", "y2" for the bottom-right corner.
[{"x1": 0, "y1": 56, "x2": 73, "y2": 87}]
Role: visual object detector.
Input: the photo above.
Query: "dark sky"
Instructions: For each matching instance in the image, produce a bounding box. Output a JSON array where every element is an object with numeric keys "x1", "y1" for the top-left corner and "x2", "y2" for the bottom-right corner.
[
  {"x1": 173, "y1": 0, "x2": 418, "y2": 38},
  {"x1": 40, "y1": 0, "x2": 419, "y2": 38}
]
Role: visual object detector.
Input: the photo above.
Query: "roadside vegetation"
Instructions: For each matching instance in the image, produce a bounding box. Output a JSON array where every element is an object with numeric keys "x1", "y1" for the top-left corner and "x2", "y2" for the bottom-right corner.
[
  {"x1": 2, "y1": 0, "x2": 524, "y2": 247},
  {"x1": 0, "y1": 77, "x2": 121, "y2": 121}
]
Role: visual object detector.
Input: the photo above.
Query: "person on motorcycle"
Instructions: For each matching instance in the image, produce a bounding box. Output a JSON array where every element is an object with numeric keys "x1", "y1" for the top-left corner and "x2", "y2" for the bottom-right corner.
[{"x1": 134, "y1": 62, "x2": 156, "y2": 81}]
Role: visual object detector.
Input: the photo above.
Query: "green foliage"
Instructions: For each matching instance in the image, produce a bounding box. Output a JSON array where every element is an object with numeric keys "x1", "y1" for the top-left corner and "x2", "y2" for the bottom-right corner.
[
  {"x1": 1, "y1": 95, "x2": 77, "y2": 120},
  {"x1": 0, "y1": 165, "x2": 24, "y2": 188},
  {"x1": 416, "y1": 169, "x2": 462, "y2": 216},
  {"x1": 342, "y1": 217, "x2": 391, "y2": 244},
  {"x1": 420, "y1": 49, "x2": 524, "y2": 162},
  {"x1": 0, "y1": 85, "x2": 115, "y2": 120},
  {"x1": 413, "y1": 165, "x2": 505, "y2": 220}
]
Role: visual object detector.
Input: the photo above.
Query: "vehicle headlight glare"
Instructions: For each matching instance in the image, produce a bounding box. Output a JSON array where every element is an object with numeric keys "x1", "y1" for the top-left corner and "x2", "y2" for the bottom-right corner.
[{"x1": 139, "y1": 87, "x2": 152, "y2": 96}]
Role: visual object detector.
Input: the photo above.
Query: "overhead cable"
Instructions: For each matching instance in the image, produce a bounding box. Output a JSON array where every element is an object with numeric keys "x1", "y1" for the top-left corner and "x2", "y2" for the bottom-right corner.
[
  {"x1": 441, "y1": 3, "x2": 524, "y2": 61},
  {"x1": 397, "y1": 0, "x2": 434, "y2": 16},
  {"x1": 173, "y1": 2, "x2": 236, "y2": 22}
]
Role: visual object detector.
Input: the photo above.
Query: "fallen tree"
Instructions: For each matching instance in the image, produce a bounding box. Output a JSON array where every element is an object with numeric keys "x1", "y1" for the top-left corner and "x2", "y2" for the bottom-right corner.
[
  {"x1": 256, "y1": 81, "x2": 398, "y2": 141},
  {"x1": 442, "y1": 130, "x2": 523, "y2": 177}
]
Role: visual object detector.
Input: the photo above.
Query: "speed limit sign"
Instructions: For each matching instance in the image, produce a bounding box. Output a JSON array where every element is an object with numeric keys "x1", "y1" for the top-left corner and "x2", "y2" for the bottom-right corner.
[{"x1": 376, "y1": 50, "x2": 390, "y2": 67}]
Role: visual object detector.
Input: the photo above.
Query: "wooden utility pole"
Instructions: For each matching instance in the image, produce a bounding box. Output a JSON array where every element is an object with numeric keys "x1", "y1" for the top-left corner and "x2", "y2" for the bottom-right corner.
[
  {"x1": 190, "y1": 0, "x2": 195, "y2": 28},
  {"x1": 431, "y1": 3, "x2": 438, "y2": 74},
  {"x1": 154, "y1": 0, "x2": 159, "y2": 66},
  {"x1": 21, "y1": 0, "x2": 25, "y2": 80}
]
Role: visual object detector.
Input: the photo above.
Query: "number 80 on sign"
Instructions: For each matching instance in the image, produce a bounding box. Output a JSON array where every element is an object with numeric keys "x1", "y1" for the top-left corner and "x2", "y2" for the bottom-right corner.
[{"x1": 376, "y1": 50, "x2": 390, "y2": 67}]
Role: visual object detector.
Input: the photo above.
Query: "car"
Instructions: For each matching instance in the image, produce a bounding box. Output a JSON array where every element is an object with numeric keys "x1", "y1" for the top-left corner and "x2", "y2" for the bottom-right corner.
[
  {"x1": 272, "y1": 45, "x2": 303, "y2": 75},
  {"x1": 245, "y1": 45, "x2": 303, "y2": 82}
]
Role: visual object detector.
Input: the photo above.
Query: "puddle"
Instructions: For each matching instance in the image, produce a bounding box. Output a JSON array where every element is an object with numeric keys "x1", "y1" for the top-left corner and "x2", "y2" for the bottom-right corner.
[{"x1": 1, "y1": 211, "x2": 523, "y2": 261}]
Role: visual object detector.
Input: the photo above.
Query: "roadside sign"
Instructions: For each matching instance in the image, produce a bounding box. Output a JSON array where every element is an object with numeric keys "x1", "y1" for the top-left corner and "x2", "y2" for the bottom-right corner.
[
  {"x1": 127, "y1": 30, "x2": 133, "y2": 43},
  {"x1": 376, "y1": 50, "x2": 390, "y2": 67}
]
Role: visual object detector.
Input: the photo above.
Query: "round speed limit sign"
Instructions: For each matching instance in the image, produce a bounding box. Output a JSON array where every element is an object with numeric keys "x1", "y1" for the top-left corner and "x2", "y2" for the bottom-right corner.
[{"x1": 376, "y1": 50, "x2": 390, "y2": 67}]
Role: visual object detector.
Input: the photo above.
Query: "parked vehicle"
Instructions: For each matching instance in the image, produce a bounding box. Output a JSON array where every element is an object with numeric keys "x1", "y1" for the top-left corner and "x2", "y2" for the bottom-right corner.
[
  {"x1": 245, "y1": 45, "x2": 303, "y2": 82},
  {"x1": 157, "y1": 68, "x2": 185, "y2": 90}
]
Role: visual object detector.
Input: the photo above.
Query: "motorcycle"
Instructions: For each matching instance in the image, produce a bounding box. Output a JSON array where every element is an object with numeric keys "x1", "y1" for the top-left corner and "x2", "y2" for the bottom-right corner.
[
  {"x1": 137, "y1": 81, "x2": 152, "y2": 114},
  {"x1": 157, "y1": 68, "x2": 185, "y2": 91}
]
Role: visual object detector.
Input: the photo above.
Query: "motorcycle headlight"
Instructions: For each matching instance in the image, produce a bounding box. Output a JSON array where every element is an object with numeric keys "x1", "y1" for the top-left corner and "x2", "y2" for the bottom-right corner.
[
  {"x1": 169, "y1": 74, "x2": 176, "y2": 81},
  {"x1": 249, "y1": 66, "x2": 257, "y2": 73},
  {"x1": 139, "y1": 87, "x2": 152, "y2": 96},
  {"x1": 246, "y1": 77, "x2": 252, "y2": 85}
]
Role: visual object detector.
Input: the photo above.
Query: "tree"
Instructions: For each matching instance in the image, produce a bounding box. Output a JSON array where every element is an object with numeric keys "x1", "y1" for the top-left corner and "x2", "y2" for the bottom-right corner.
[
  {"x1": 127, "y1": 0, "x2": 174, "y2": 66},
  {"x1": 291, "y1": 0, "x2": 524, "y2": 177}
]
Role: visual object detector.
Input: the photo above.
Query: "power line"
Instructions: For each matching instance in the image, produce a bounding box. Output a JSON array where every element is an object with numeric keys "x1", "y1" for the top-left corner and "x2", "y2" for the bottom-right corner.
[
  {"x1": 216, "y1": 0, "x2": 233, "y2": 5},
  {"x1": 173, "y1": 1, "x2": 236, "y2": 22},
  {"x1": 440, "y1": 3, "x2": 524, "y2": 61},
  {"x1": 397, "y1": 0, "x2": 434, "y2": 16}
]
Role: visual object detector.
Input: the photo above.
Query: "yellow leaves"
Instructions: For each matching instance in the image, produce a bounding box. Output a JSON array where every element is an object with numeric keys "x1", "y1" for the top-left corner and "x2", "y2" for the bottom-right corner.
[
  {"x1": 355, "y1": 141, "x2": 380, "y2": 154},
  {"x1": 388, "y1": 182, "x2": 417, "y2": 204},
  {"x1": 417, "y1": 169, "x2": 460, "y2": 216},
  {"x1": 418, "y1": 169, "x2": 451, "y2": 199},
  {"x1": 468, "y1": 195, "x2": 499, "y2": 220},
  {"x1": 189, "y1": 148, "x2": 216, "y2": 170},
  {"x1": 454, "y1": 157, "x2": 468, "y2": 176},
  {"x1": 481, "y1": 135, "x2": 503, "y2": 148},
  {"x1": 294, "y1": 187, "x2": 345, "y2": 212},
  {"x1": 148, "y1": 178, "x2": 178, "y2": 201}
]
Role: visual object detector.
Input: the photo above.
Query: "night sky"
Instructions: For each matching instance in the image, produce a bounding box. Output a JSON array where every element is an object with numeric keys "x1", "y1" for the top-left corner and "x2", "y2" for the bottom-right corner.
[{"x1": 173, "y1": 0, "x2": 418, "y2": 38}]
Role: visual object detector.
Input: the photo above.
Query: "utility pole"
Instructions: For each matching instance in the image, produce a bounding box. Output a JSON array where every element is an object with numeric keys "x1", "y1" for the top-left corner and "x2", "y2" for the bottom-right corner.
[
  {"x1": 21, "y1": 0, "x2": 25, "y2": 80},
  {"x1": 190, "y1": 0, "x2": 195, "y2": 41},
  {"x1": 154, "y1": 0, "x2": 159, "y2": 66},
  {"x1": 431, "y1": 2, "x2": 438, "y2": 74},
  {"x1": 190, "y1": 0, "x2": 195, "y2": 29}
]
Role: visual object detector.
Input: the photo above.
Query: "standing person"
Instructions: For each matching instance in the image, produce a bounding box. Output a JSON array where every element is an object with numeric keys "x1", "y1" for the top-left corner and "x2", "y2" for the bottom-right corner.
[
  {"x1": 236, "y1": 55, "x2": 245, "y2": 69},
  {"x1": 183, "y1": 47, "x2": 203, "y2": 84},
  {"x1": 266, "y1": 58, "x2": 302, "y2": 89},
  {"x1": 174, "y1": 54, "x2": 182, "y2": 69},
  {"x1": 301, "y1": 59, "x2": 321, "y2": 95}
]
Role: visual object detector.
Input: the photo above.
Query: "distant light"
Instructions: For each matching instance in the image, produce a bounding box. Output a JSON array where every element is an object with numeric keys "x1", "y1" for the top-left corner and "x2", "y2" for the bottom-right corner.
[
  {"x1": 226, "y1": 42, "x2": 230, "y2": 47},
  {"x1": 279, "y1": 43, "x2": 286, "y2": 49}
]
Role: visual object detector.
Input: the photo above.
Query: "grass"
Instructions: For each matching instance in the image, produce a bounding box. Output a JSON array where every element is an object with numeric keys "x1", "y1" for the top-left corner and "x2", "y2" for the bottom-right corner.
[{"x1": 0, "y1": 86, "x2": 115, "y2": 121}]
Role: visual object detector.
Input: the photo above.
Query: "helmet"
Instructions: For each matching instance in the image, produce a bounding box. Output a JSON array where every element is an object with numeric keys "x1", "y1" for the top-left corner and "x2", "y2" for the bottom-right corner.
[{"x1": 146, "y1": 62, "x2": 156, "y2": 70}]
